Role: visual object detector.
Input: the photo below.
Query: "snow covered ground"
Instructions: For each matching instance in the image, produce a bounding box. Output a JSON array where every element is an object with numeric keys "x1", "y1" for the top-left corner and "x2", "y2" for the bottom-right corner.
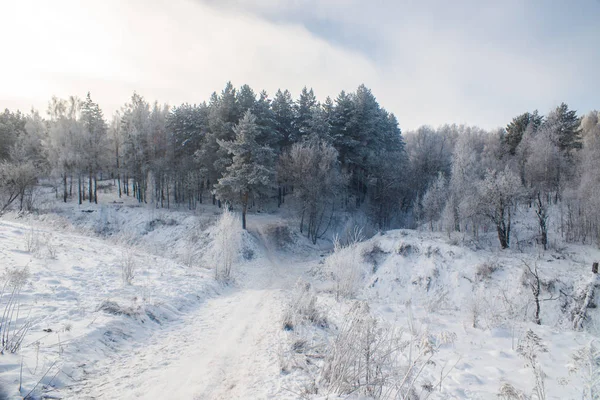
[
  {"x1": 0, "y1": 215, "x2": 221, "y2": 399},
  {"x1": 1, "y1": 189, "x2": 599, "y2": 399},
  {"x1": 343, "y1": 230, "x2": 598, "y2": 398}
]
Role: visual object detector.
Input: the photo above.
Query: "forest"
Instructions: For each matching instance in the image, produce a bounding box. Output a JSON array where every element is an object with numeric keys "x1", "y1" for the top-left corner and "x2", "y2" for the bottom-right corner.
[{"x1": 0, "y1": 82, "x2": 598, "y2": 248}]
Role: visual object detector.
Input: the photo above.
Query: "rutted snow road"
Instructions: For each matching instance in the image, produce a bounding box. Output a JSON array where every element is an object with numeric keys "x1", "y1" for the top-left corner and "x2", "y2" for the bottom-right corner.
[{"x1": 66, "y1": 222, "x2": 313, "y2": 400}]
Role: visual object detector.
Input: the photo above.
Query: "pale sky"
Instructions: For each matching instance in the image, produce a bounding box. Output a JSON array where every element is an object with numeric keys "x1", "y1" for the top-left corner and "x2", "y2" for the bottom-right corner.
[{"x1": 1, "y1": 0, "x2": 598, "y2": 130}]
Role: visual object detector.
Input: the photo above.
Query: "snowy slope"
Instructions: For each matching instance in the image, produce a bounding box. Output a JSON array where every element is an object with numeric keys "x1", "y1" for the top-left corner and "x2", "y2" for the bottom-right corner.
[
  {"x1": 0, "y1": 217, "x2": 220, "y2": 399},
  {"x1": 62, "y1": 218, "x2": 319, "y2": 399},
  {"x1": 2, "y1": 191, "x2": 599, "y2": 399},
  {"x1": 297, "y1": 229, "x2": 599, "y2": 399}
]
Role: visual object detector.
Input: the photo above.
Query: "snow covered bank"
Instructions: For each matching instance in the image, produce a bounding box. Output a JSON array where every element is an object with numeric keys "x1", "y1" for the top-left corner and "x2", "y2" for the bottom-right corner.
[
  {"x1": 2, "y1": 191, "x2": 599, "y2": 399},
  {"x1": 0, "y1": 218, "x2": 220, "y2": 399},
  {"x1": 279, "y1": 229, "x2": 600, "y2": 399}
]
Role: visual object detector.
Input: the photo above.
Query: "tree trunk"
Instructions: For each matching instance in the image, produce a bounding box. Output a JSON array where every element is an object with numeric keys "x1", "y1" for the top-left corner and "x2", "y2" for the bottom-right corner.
[
  {"x1": 63, "y1": 173, "x2": 68, "y2": 203},
  {"x1": 78, "y1": 174, "x2": 82, "y2": 205},
  {"x1": 573, "y1": 278, "x2": 597, "y2": 330},
  {"x1": 94, "y1": 175, "x2": 97, "y2": 204},
  {"x1": 116, "y1": 143, "x2": 121, "y2": 197},
  {"x1": 496, "y1": 222, "x2": 509, "y2": 249},
  {"x1": 278, "y1": 186, "x2": 282, "y2": 208},
  {"x1": 242, "y1": 191, "x2": 249, "y2": 230},
  {"x1": 160, "y1": 177, "x2": 164, "y2": 208},
  {"x1": 534, "y1": 292, "x2": 541, "y2": 325},
  {"x1": 88, "y1": 172, "x2": 93, "y2": 203},
  {"x1": 536, "y1": 192, "x2": 548, "y2": 250},
  {"x1": 117, "y1": 173, "x2": 121, "y2": 198}
]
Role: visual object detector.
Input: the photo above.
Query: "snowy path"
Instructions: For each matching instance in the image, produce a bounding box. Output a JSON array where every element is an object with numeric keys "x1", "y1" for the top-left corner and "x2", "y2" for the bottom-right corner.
[{"x1": 66, "y1": 222, "x2": 310, "y2": 400}]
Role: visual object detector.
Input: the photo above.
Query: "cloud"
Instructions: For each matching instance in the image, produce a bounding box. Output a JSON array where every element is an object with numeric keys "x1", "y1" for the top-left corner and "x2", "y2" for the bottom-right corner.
[
  {"x1": 1, "y1": 0, "x2": 380, "y2": 119},
  {"x1": 1, "y1": 0, "x2": 598, "y2": 130}
]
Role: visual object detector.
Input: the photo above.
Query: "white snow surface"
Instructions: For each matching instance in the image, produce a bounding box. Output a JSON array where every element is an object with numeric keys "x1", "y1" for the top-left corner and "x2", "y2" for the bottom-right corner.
[
  {"x1": 0, "y1": 193, "x2": 599, "y2": 399},
  {"x1": 0, "y1": 199, "x2": 319, "y2": 399}
]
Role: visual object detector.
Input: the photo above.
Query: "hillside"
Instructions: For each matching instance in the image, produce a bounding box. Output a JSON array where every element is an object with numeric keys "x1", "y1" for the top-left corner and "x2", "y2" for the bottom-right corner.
[{"x1": 0, "y1": 196, "x2": 598, "y2": 399}]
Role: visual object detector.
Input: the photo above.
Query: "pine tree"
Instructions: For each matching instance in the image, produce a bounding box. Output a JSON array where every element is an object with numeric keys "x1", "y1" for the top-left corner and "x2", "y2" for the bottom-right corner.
[
  {"x1": 209, "y1": 82, "x2": 240, "y2": 143},
  {"x1": 216, "y1": 111, "x2": 275, "y2": 229},
  {"x1": 293, "y1": 86, "x2": 317, "y2": 142},
  {"x1": 368, "y1": 111, "x2": 407, "y2": 228},
  {"x1": 80, "y1": 92, "x2": 108, "y2": 204},
  {"x1": 120, "y1": 92, "x2": 151, "y2": 202},
  {"x1": 251, "y1": 90, "x2": 278, "y2": 149},
  {"x1": 330, "y1": 90, "x2": 357, "y2": 167},
  {"x1": 237, "y1": 84, "x2": 257, "y2": 115},
  {"x1": 307, "y1": 102, "x2": 333, "y2": 143},
  {"x1": 545, "y1": 102, "x2": 582, "y2": 154},
  {"x1": 271, "y1": 89, "x2": 295, "y2": 151},
  {"x1": 504, "y1": 111, "x2": 542, "y2": 156}
]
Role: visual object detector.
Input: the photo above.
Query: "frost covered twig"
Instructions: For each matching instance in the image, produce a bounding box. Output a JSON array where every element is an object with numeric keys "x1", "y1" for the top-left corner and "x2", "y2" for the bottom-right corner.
[{"x1": 1, "y1": 267, "x2": 31, "y2": 354}]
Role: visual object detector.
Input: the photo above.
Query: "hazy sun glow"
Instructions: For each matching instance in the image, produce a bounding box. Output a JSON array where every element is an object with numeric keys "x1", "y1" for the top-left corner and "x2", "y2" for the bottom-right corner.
[{"x1": 1, "y1": 0, "x2": 598, "y2": 129}]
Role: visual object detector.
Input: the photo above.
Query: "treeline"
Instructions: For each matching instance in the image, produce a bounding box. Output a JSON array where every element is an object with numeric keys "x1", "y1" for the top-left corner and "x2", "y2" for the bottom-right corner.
[
  {"x1": 407, "y1": 105, "x2": 600, "y2": 248},
  {"x1": 0, "y1": 82, "x2": 599, "y2": 247},
  {"x1": 0, "y1": 83, "x2": 406, "y2": 238}
]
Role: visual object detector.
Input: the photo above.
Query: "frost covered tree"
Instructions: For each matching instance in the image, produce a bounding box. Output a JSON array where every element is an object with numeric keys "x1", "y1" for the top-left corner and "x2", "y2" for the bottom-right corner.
[
  {"x1": 293, "y1": 86, "x2": 317, "y2": 142},
  {"x1": 252, "y1": 90, "x2": 278, "y2": 149},
  {"x1": 207, "y1": 83, "x2": 244, "y2": 187},
  {"x1": 476, "y1": 168, "x2": 523, "y2": 249},
  {"x1": 524, "y1": 126, "x2": 562, "y2": 249},
  {"x1": 0, "y1": 109, "x2": 26, "y2": 161},
  {"x1": 445, "y1": 131, "x2": 484, "y2": 234},
  {"x1": 22, "y1": 109, "x2": 47, "y2": 171},
  {"x1": 147, "y1": 102, "x2": 171, "y2": 206},
  {"x1": 372, "y1": 115, "x2": 407, "y2": 226},
  {"x1": 405, "y1": 125, "x2": 455, "y2": 200},
  {"x1": 271, "y1": 89, "x2": 295, "y2": 152},
  {"x1": 545, "y1": 102, "x2": 582, "y2": 155},
  {"x1": 307, "y1": 97, "x2": 334, "y2": 143},
  {"x1": 168, "y1": 102, "x2": 211, "y2": 206},
  {"x1": 46, "y1": 97, "x2": 81, "y2": 202},
  {"x1": 216, "y1": 111, "x2": 275, "y2": 229},
  {"x1": 108, "y1": 112, "x2": 124, "y2": 197},
  {"x1": 328, "y1": 85, "x2": 406, "y2": 211},
  {"x1": 0, "y1": 109, "x2": 42, "y2": 212},
  {"x1": 236, "y1": 84, "x2": 256, "y2": 115},
  {"x1": 120, "y1": 92, "x2": 151, "y2": 202},
  {"x1": 279, "y1": 139, "x2": 346, "y2": 243},
  {"x1": 421, "y1": 172, "x2": 447, "y2": 231},
  {"x1": 0, "y1": 149, "x2": 37, "y2": 214},
  {"x1": 351, "y1": 85, "x2": 393, "y2": 207},
  {"x1": 80, "y1": 92, "x2": 108, "y2": 204},
  {"x1": 330, "y1": 90, "x2": 357, "y2": 169},
  {"x1": 504, "y1": 111, "x2": 542, "y2": 156},
  {"x1": 206, "y1": 208, "x2": 242, "y2": 281},
  {"x1": 569, "y1": 112, "x2": 600, "y2": 244}
]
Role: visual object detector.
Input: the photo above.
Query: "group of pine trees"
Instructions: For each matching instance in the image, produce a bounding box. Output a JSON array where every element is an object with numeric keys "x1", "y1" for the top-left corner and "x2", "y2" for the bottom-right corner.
[
  {"x1": 0, "y1": 83, "x2": 405, "y2": 238},
  {"x1": 0, "y1": 82, "x2": 599, "y2": 248}
]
